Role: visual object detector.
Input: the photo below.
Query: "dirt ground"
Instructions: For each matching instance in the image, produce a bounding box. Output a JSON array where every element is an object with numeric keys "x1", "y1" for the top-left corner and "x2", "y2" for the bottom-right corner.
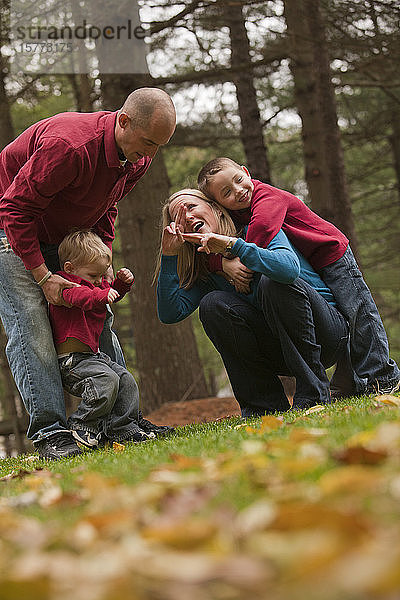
[
  {"x1": 143, "y1": 377, "x2": 296, "y2": 427},
  {"x1": 143, "y1": 396, "x2": 241, "y2": 427}
]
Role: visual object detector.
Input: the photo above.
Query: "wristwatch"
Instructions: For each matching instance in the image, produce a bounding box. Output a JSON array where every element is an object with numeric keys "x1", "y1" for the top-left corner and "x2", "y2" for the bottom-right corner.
[{"x1": 225, "y1": 237, "x2": 236, "y2": 252}]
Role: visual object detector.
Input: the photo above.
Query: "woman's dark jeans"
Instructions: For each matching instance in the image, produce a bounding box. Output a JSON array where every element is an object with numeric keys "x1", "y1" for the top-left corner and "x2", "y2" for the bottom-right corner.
[{"x1": 199, "y1": 276, "x2": 349, "y2": 414}]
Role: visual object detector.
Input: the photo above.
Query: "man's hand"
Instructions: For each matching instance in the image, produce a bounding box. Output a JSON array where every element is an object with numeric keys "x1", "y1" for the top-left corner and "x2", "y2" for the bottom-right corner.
[
  {"x1": 107, "y1": 288, "x2": 120, "y2": 304},
  {"x1": 222, "y1": 257, "x2": 253, "y2": 294},
  {"x1": 41, "y1": 274, "x2": 80, "y2": 306},
  {"x1": 116, "y1": 268, "x2": 134, "y2": 285}
]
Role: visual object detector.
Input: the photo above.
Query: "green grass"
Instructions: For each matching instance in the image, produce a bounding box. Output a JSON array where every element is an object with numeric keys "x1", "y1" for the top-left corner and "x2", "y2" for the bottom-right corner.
[{"x1": 0, "y1": 395, "x2": 397, "y2": 507}]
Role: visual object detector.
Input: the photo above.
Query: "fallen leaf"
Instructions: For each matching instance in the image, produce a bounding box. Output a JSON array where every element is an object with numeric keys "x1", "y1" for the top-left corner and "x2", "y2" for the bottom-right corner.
[
  {"x1": 289, "y1": 427, "x2": 328, "y2": 442},
  {"x1": 246, "y1": 415, "x2": 283, "y2": 434},
  {"x1": 235, "y1": 499, "x2": 276, "y2": 535},
  {"x1": 0, "y1": 468, "x2": 43, "y2": 482},
  {"x1": 303, "y1": 405, "x2": 326, "y2": 415},
  {"x1": 0, "y1": 578, "x2": 50, "y2": 600},
  {"x1": 319, "y1": 465, "x2": 382, "y2": 495},
  {"x1": 168, "y1": 453, "x2": 204, "y2": 470},
  {"x1": 141, "y1": 519, "x2": 217, "y2": 550},
  {"x1": 376, "y1": 394, "x2": 400, "y2": 407},
  {"x1": 38, "y1": 484, "x2": 63, "y2": 508},
  {"x1": 270, "y1": 501, "x2": 368, "y2": 537},
  {"x1": 112, "y1": 441, "x2": 125, "y2": 452},
  {"x1": 333, "y1": 445, "x2": 388, "y2": 465}
]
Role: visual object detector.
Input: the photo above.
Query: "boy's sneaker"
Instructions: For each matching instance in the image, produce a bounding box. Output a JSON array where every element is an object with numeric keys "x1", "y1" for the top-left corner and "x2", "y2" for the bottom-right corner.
[
  {"x1": 137, "y1": 412, "x2": 175, "y2": 437},
  {"x1": 123, "y1": 423, "x2": 156, "y2": 443},
  {"x1": 96, "y1": 432, "x2": 110, "y2": 448},
  {"x1": 375, "y1": 378, "x2": 400, "y2": 395},
  {"x1": 35, "y1": 431, "x2": 83, "y2": 461},
  {"x1": 71, "y1": 429, "x2": 100, "y2": 448}
]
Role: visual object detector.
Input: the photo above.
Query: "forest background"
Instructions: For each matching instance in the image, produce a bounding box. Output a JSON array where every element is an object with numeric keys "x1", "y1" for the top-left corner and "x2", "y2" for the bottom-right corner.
[{"x1": 0, "y1": 0, "x2": 399, "y2": 451}]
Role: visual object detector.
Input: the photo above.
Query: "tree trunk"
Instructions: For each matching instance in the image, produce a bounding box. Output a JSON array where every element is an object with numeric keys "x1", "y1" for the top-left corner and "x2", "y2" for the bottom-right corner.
[
  {"x1": 118, "y1": 152, "x2": 210, "y2": 412},
  {"x1": 388, "y1": 102, "x2": 400, "y2": 202},
  {"x1": 305, "y1": 0, "x2": 359, "y2": 254},
  {"x1": 284, "y1": 0, "x2": 360, "y2": 261},
  {"x1": 67, "y1": 0, "x2": 95, "y2": 112},
  {"x1": 68, "y1": 74, "x2": 94, "y2": 112},
  {"x1": 283, "y1": 0, "x2": 330, "y2": 209},
  {"x1": 226, "y1": 1, "x2": 271, "y2": 182},
  {"x1": 99, "y1": 22, "x2": 209, "y2": 411}
]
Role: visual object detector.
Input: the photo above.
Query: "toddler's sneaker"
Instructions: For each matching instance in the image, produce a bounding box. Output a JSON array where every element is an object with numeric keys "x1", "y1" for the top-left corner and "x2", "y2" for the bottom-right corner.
[
  {"x1": 71, "y1": 429, "x2": 100, "y2": 448},
  {"x1": 137, "y1": 412, "x2": 175, "y2": 437},
  {"x1": 122, "y1": 423, "x2": 156, "y2": 443}
]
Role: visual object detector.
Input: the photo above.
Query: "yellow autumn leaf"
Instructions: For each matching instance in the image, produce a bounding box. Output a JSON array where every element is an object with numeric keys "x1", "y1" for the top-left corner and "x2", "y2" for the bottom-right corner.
[
  {"x1": 279, "y1": 456, "x2": 323, "y2": 475},
  {"x1": 141, "y1": 520, "x2": 217, "y2": 550},
  {"x1": 270, "y1": 501, "x2": 368, "y2": 537},
  {"x1": 289, "y1": 427, "x2": 328, "y2": 442},
  {"x1": 346, "y1": 430, "x2": 377, "y2": 447},
  {"x1": 319, "y1": 465, "x2": 382, "y2": 495},
  {"x1": 246, "y1": 415, "x2": 283, "y2": 434},
  {"x1": 303, "y1": 405, "x2": 326, "y2": 415},
  {"x1": 112, "y1": 441, "x2": 125, "y2": 452},
  {"x1": 377, "y1": 394, "x2": 400, "y2": 407}
]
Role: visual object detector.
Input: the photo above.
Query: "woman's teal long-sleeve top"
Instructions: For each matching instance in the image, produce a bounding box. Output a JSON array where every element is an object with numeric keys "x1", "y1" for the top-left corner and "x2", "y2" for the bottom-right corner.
[{"x1": 157, "y1": 229, "x2": 335, "y2": 324}]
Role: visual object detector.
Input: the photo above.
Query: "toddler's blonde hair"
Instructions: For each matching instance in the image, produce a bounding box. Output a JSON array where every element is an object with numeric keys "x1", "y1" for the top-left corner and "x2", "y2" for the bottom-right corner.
[{"x1": 58, "y1": 230, "x2": 111, "y2": 268}]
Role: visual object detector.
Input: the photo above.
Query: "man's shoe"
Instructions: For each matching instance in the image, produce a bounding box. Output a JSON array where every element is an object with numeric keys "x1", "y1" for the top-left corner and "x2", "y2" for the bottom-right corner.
[
  {"x1": 137, "y1": 413, "x2": 175, "y2": 437},
  {"x1": 71, "y1": 429, "x2": 100, "y2": 448},
  {"x1": 35, "y1": 431, "x2": 83, "y2": 460}
]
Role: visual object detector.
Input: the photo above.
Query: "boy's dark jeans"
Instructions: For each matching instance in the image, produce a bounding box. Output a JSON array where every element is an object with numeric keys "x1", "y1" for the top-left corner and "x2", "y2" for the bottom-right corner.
[
  {"x1": 199, "y1": 277, "x2": 349, "y2": 413},
  {"x1": 319, "y1": 246, "x2": 400, "y2": 393},
  {"x1": 59, "y1": 351, "x2": 140, "y2": 442}
]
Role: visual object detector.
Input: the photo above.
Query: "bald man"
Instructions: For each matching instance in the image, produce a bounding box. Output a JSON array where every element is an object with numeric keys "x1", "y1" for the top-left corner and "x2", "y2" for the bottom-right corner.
[{"x1": 0, "y1": 88, "x2": 176, "y2": 459}]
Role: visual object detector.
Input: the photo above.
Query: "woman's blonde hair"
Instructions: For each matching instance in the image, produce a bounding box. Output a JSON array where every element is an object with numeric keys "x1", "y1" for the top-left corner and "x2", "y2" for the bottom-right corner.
[
  {"x1": 58, "y1": 230, "x2": 112, "y2": 268},
  {"x1": 154, "y1": 188, "x2": 237, "y2": 289}
]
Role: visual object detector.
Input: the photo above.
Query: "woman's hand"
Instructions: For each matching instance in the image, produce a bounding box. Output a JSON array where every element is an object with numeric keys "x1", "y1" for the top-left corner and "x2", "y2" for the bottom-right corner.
[
  {"x1": 162, "y1": 222, "x2": 185, "y2": 255},
  {"x1": 182, "y1": 232, "x2": 234, "y2": 254},
  {"x1": 222, "y1": 257, "x2": 253, "y2": 294},
  {"x1": 162, "y1": 202, "x2": 187, "y2": 255}
]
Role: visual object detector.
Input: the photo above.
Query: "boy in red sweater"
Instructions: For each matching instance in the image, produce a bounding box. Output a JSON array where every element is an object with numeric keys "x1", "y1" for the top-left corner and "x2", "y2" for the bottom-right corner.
[
  {"x1": 198, "y1": 157, "x2": 400, "y2": 397},
  {"x1": 49, "y1": 230, "x2": 172, "y2": 448}
]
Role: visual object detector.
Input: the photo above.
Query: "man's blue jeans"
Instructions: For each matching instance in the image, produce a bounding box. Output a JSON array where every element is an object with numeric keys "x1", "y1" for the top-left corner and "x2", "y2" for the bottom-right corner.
[
  {"x1": 0, "y1": 231, "x2": 125, "y2": 442},
  {"x1": 59, "y1": 351, "x2": 140, "y2": 442},
  {"x1": 199, "y1": 277, "x2": 349, "y2": 414},
  {"x1": 319, "y1": 246, "x2": 400, "y2": 392}
]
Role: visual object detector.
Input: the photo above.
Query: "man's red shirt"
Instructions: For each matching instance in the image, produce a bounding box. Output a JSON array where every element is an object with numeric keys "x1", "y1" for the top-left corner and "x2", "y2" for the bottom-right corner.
[{"x1": 0, "y1": 111, "x2": 151, "y2": 269}]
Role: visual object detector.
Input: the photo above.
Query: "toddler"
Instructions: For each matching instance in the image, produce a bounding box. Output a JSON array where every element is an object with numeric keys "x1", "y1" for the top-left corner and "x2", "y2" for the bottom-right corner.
[{"x1": 49, "y1": 230, "x2": 173, "y2": 447}]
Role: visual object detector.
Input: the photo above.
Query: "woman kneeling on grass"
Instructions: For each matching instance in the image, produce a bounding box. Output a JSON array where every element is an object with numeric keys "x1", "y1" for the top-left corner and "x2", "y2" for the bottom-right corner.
[{"x1": 155, "y1": 189, "x2": 349, "y2": 416}]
